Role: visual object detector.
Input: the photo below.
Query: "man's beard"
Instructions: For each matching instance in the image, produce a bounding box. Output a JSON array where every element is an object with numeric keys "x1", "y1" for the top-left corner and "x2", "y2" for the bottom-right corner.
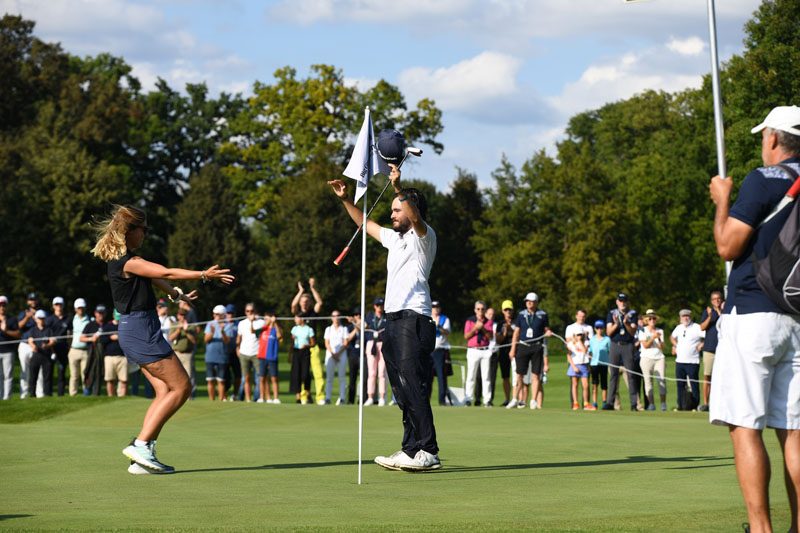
[{"x1": 392, "y1": 219, "x2": 411, "y2": 234}]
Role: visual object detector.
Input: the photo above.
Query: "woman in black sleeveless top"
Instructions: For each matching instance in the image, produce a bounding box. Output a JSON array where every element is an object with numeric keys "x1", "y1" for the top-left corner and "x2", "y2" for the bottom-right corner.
[{"x1": 92, "y1": 205, "x2": 234, "y2": 474}]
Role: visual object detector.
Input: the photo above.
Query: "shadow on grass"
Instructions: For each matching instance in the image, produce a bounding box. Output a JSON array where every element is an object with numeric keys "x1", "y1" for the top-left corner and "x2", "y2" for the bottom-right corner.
[
  {"x1": 178, "y1": 460, "x2": 360, "y2": 474},
  {"x1": 0, "y1": 515, "x2": 34, "y2": 521},
  {"x1": 438, "y1": 455, "x2": 733, "y2": 474},
  {"x1": 177, "y1": 455, "x2": 732, "y2": 475}
]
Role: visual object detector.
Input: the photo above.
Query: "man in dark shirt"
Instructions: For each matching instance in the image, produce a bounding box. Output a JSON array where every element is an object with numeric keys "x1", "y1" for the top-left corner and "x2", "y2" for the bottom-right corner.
[
  {"x1": 17, "y1": 292, "x2": 41, "y2": 398},
  {"x1": 698, "y1": 291, "x2": 723, "y2": 412},
  {"x1": 80, "y1": 305, "x2": 107, "y2": 396},
  {"x1": 708, "y1": 105, "x2": 800, "y2": 531},
  {"x1": 0, "y1": 295, "x2": 20, "y2": 399},
  {"x1": 99, "y1": 310, "x2": 127, "y2": 396},
  {"x1": 27, "y1": 309, "x2": 54, "y2": 397},
  {"x1": 603, "y1": 293, "x2": 639, "y2": 411},
  {"x1": 508, "y1": 293, "x2": 552, "y2": 409},
  {"x1": 46, "y1": 296, "x2": 71, "y2": 396}
]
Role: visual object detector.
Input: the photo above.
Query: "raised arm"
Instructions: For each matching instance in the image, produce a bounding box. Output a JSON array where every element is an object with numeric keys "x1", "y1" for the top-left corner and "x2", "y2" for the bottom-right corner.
[
  {"x1": 327, "y1": 179, "x2": 383, "y2": 242},
  {"x1": 388, "y1": 164, "x2": 427, "y2": 237},
  {"x1": 308, "y1": 278, "x2": 323, "y2": 314},
  {"x1": 291, "y1": 282, "x2": 304, "y2": 314},
  {"x1": 709, "y1": 176, "x2": 755, "y2": 260}
]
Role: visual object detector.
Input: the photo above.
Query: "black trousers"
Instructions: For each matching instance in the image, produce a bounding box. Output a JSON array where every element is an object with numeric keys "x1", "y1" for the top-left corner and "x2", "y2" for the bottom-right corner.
[
  {"x1": 29, "y1": 352, "x2": 54, "y2": 397},
  {"x1": 607, "y1": 342, "x2": 639, "y2": 409},
  {"x1": 347, "y1": 352, "x2": 366, "y2": 404},
  {"x1": 289, "y1": 347, "x2": 311, "y2": 394},
  {"x1": 52, "y1": 344, "x2": 69, "y2": 396},
  {"x1": 382, "y1": 312, "x2": 437, "y2": 456}
]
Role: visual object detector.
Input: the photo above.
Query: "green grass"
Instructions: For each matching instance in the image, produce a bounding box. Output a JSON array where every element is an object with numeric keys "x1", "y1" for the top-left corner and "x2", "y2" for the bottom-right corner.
[{"x1": 0, "y1": 358, "x2": 792, "y2": 532}]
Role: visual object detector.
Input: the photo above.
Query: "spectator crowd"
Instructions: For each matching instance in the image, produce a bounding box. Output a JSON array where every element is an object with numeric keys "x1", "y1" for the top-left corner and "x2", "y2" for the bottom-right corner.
[{"x1": 0, "y1": 284, "x2": 718, "y2": 412}]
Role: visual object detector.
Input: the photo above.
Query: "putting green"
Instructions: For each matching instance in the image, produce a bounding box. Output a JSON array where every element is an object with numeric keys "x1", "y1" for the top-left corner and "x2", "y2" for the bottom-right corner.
[{"x1": 0, "y1": 383, "x2": 791, "y2": 532}]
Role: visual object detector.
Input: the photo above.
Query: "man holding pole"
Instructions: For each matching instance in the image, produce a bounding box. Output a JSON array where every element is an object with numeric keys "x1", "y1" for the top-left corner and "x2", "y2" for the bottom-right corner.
[
  {"x1": 328, "y1": 154, "x2": 440, "y2": 471},
  {"x1": 709, "y1": 105, "x2": 800, "y2": 532}
]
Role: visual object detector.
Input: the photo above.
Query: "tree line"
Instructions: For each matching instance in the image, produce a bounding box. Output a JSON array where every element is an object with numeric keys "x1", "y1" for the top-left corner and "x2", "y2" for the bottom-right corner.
[{"x1": 1, "y1": 0, "x2": 797, "y2": 334}]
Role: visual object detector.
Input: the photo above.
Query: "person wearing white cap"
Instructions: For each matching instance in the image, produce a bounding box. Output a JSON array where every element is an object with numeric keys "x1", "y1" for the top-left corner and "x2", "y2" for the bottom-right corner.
[
  {"x1": 68, "y1": 298, "x2": 91, "y2": 396},
  {"x1": 0, "y1": 296, "x2": 21, "y2": 399},
  {"x1": 27, "y1": 309, "x2": 55, "y2": 396},
  {"x1": 508, "y1": 292, "x2": 552, "y2": 409},
  {"x1": 91, "y1": 204, "x2": 234, "y2": 474},
  {"x1": 46, "y1": 297, "x2": 71, "y2": 396},
  {"x1": 709, "y1": 104, "x2": 800, "y2": 530},
  {"x1": 205, "y1": 304, "x2": 233, "y2": 401}
]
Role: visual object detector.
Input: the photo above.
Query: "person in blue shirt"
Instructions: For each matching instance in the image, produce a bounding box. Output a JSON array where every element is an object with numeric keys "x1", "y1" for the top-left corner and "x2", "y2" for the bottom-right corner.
[
  {"x1": 205, "y1": 305, "x2": 233, "y2": 401},
  {"x1": 698, "y1": 291, "x2": 723, "y2": 412},
  {"x1": 508, "y1": 292, "x2": 552, "y2": 409},
  {"x1": 708, "y1": 105, "x2": 800, "y2": 531},
  {"x1": 588, "y1": 319, "x2": 610, "y2": 409}
]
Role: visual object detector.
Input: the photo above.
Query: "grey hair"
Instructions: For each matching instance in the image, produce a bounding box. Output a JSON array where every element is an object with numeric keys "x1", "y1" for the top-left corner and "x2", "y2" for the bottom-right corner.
[
  {"x1": 772, "y1": 128, "x2": 800, "y2": 157},
  {"x1": 475, "y1": 300, "x2": 486, "y2": 308}
]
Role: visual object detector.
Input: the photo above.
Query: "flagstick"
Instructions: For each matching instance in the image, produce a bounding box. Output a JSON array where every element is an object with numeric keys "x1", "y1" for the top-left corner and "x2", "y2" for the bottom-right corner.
[{"x1": 357, "y1": 177, "x2": 367, "y2": 485}]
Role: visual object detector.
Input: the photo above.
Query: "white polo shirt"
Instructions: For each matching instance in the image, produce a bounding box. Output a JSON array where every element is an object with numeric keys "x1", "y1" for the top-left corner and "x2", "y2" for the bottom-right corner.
[
  {"x1": 671, "y1": 322, "x2": 704, "y2": 364},
  {"x1": 565, "y1": 322, "x2": 592, "y2": 344},
  {"x1": 380, "y1": 224, "x2": 436, "y2": 316},
  {"x1": 238, "y1": 318, "x2": 265, "y2": 356}
]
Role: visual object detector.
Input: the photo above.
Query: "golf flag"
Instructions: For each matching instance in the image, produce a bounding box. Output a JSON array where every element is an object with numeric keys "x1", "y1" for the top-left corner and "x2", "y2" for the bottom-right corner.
[{"x1": 343, "y1": 107, "x2": 388, "y2": 203}]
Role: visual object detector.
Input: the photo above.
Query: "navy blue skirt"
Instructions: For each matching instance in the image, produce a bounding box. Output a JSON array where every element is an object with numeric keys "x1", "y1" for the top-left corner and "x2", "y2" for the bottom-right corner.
[{"x1": 118, "y1": 310, "x2": 174, "y2": 365}]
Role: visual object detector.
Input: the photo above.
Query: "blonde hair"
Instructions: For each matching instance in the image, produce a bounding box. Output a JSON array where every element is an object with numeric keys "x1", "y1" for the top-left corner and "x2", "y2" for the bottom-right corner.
[{"x1": 90, "y1": 205, "x2": 146, "y2": 262}]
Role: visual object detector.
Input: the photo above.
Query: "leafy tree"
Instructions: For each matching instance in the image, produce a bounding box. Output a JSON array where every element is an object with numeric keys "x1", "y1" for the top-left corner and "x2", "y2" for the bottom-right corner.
[
  {"x1": 220, "y1": 65, "x2": 444, "y2": 219},
  {"x1": 166, "y1": 165, "x2": 252, "y2": 317}
]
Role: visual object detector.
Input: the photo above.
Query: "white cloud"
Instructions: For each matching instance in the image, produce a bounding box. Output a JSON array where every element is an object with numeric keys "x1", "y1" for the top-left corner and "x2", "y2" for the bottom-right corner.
[
  {"x1": 268, "y1": 0, "x2": 464, "y2": 25},
  {"x1": 398, "y1": 52, "x2": 522, "y2": 110},
  {"x1": 344, "y1": 76, "x2": 379, "y2": 92},
  {"x1": 549, "y1": 37, "x2": 712, "y2": 120},
  {"x1": 667, "y1": 36, "x2": 706, "y2": 56}
]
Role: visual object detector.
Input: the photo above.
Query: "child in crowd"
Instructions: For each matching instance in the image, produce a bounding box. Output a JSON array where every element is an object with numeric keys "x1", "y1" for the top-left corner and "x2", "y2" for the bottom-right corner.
[
  {"x1": 588, "y1": 320, "x2": 610, "y2": 409},
  {"x1": 566, "y1": 331, "x2": 591, "y2": 410},
  {"x1": 290, "y1": 314, "x2": 314, "y2": 404}
]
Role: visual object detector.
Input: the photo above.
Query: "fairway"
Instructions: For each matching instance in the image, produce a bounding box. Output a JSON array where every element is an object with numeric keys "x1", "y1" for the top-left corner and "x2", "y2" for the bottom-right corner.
[{"x1": 0, "y1": 392, "x2": 793, "y2": 532}]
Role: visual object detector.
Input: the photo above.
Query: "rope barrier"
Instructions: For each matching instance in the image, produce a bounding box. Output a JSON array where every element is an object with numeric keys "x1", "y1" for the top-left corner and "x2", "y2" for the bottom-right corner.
[{"x1": 0, "y1": 313, "x2": 712, "y2": 385}]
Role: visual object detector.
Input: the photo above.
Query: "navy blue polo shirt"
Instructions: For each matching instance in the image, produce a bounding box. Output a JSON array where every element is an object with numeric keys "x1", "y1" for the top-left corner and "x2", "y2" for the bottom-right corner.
[
  {"x1": 365, "y1": 312, "x2": 386, "y2": 344},
  {"x1": 18, "y1": 309, "x2": 39, "y2": 340},
  {"x1": 700, "y1": 308, "x2": 720, "y2": 353},
  {"x1": 99, "y1": 321, "x2": 123, "y2": 356},
  {"x1": 513, "y1": 308, "x2": 549, "y2": 341},
  {"x1": 29, "y1": 324, "x2": 53, "y2": 356},
  {"x1": 0, "y1": 316, "x2": 19, "y2": 353},
  {"x1": 726, "y1": 157, "x2": 800, "y2": 314},
  {"x1": 606, "y1": 308, "x2": 638, "y2": 343},
  {"x1": 46, "y1": 313, "x2": 72, "y2": 349}
]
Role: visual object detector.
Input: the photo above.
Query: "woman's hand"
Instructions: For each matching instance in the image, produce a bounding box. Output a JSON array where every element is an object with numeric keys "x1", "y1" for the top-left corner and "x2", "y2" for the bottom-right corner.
[{"x1": 205, "y1": 265, "x2": 235, "y2": 285}]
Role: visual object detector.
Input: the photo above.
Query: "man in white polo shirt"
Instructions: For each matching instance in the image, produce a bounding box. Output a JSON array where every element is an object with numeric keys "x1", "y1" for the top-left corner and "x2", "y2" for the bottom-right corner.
[
  {"x1": 670, "y1": 309, "x2": 704, "y2": 411},
  {"x1": 237, "y1": 303, "x2": 265, "y2": 403},
  {"x1": 329, "y1": 130, "x2": 440, "y2": 471}
]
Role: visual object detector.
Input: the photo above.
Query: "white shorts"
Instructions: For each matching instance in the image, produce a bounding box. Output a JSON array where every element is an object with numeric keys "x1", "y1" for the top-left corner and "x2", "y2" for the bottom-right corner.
[{"x1": 710, "y1": 307, "x2": 800, "y2": 430}]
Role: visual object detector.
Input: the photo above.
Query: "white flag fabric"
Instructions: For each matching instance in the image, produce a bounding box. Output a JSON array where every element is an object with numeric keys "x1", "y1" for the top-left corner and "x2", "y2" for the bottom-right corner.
[{"x1": 343, "y1": 107, "x2": 390, "y2": 203}]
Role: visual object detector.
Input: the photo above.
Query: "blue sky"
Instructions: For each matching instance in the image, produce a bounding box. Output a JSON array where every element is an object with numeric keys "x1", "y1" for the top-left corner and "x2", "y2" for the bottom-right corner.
[{"x1": 2, "y1": 0, "x2": 763, "y2": 190}]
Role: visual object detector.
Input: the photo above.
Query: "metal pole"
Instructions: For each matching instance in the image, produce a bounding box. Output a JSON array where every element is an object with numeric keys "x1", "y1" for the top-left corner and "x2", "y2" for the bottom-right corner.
[
  {"x1": 357, "y1": 178, "x2": 367, "y2": 485},
  {"x1": 706, "y1": 0, "x2": 732, "y2": 283}
]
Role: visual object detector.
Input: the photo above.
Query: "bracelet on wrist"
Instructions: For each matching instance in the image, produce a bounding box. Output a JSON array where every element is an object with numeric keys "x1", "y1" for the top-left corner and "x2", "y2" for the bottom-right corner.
[
  {"x1": 201, "y1": 270, "x2": 209, "y2": 284},
  {"x1": 168, "y1": 286, "x2": 184, "y2": 303}
]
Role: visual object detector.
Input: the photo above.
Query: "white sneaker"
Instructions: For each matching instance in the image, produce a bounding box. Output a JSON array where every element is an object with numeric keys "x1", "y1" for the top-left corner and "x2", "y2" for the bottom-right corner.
[
  {"x1": 388, "y1": 399, "x2": 397, "y2": 406},
  {"x1": 273, "y1": 398, "x2": 281, "y2": 404},
  {"x1": 506, "y1": 399, "x2": 519, "y2": 409},
  {"x1": 256, "y1": 398, "x2": 265, "y2": 403},
  {"x1": 122, "y1": 440, "x2": 166, "y2": 471},
  {"x1": 399, "y1": 450, "x2": 442, "y2": 472},
  {"x1": 517, "y1": 401, "x2": 526, "y2": 409},
  {"x1": 317, "y1": 398, "x2": 326, "y2": 406},
  {"x1": 378, "y1": 398, "x2": 386, "y2": 407},
  {"x1": 335, "y1": 398, "x2": 344, "y2": 406},
  {"x1": 364, "y1": 397, "x2": 375, "y2": 406},
  {"x1": 128, "y1": 461, "x2": 174, "y2": 475},
  {"x1": 374, "y1": 450, "x2": 409, "y2": 471},
  {"x1": 530, "y1": 400, "x2": 538, "y2": 409}
]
